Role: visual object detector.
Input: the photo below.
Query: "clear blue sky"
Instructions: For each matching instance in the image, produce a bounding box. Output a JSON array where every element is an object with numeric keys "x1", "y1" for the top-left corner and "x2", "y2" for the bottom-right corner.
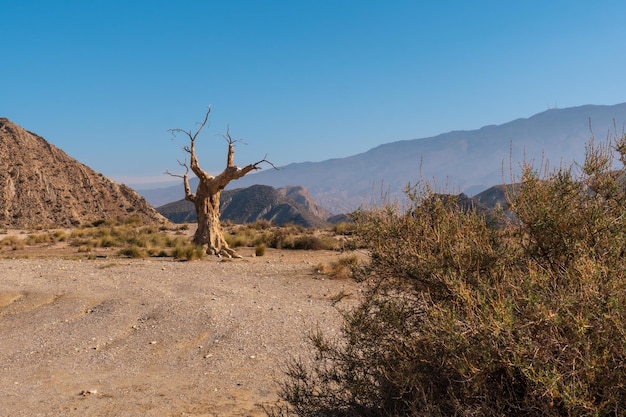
[{"x1": 3, "y1": 1, "x2": 626, "y2": 188}]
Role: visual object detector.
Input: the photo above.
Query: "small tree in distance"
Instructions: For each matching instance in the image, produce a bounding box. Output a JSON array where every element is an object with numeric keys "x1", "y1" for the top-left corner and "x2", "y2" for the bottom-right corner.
[{"x1": 167, "y1": 107, "x2": 276, "y2": 258}]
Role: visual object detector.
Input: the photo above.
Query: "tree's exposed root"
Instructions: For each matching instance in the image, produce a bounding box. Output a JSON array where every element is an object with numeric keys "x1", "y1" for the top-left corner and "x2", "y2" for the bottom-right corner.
[
  {"x1": 220, "y1": 247, "x2": 243, "y2": 259},
  {"x1": 203, "y1": 244, "x2": 243, "y2": 259}
]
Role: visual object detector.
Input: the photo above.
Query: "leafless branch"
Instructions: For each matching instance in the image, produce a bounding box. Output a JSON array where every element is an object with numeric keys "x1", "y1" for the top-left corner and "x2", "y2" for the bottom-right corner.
[
  {"x1": 254, "y1": 155, "x2": 280, "y2": 170},
  {"x1": 164, "y1": 159, "x2": 190, "y2": 179},
  {"x1": 222, "y1": 125, "x2": 247, "y2": 146},
  {"x1": 165, "y1": 157, "x2": 196, "y2": 202},
  {"x1": 164, "y1": 169, "x2": 185, "y2": 179},
  {"x1": 169, "y1": 130, "x2": 191, "y2": 153},
  {"x1": 169, "y1": 106, "x2": 211, "y2": 152},
  {"x1": 193, "y1": 106, "x2": 211, "y2": 141},
  {"x1": 177, "y1": 158, "x2": 189, "y2": 169}
]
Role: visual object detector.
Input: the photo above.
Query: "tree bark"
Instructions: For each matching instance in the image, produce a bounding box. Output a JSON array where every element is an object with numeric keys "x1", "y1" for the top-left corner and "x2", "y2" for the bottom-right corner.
[
  {"x1": 186, "y1": 178, "x2": 239, "y2": 257},
  {"x1": 168, "y1": 108, "x2": 275, "y2": 258}
]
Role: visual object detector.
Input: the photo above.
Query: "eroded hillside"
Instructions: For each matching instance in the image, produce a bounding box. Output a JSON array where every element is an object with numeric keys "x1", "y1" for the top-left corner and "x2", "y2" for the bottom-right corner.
[{"x1": 0, "y1": 118, "x2": 165, "y2": 227}]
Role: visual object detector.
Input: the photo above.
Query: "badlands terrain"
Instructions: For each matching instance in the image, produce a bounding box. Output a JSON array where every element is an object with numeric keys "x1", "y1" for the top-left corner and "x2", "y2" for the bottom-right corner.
[{"x1": 0, "y1": 232, "x2": 361, "y2": 416}]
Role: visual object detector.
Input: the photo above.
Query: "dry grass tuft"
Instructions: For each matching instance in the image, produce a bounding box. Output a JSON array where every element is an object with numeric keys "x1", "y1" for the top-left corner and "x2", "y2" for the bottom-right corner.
[{"x1": 316, "y1": 254, "x2": 360, "y2": 280}]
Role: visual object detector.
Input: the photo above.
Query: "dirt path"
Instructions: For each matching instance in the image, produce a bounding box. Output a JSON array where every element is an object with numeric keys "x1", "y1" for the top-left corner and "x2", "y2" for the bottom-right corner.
[{"x1": 0, "y1": 249, "x2": 360, "y2": 416}]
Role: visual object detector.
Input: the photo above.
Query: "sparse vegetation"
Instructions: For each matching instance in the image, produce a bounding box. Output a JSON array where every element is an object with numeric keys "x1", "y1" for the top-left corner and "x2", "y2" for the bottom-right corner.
[
  {"x1": 268, "y1": 225, "x2": 338, "y2": 251},
  {"x1": 315, "y1": 254, "x2": 360, "y2": 280},
  {"x1": 118, "y1": 245, "x2": 146, "y2": 259},
  {"x1": 0, "y1": 221, "x2": 203, "y2": 260},
  {"x1": 171, "y1": 244, "x2": 206, "y2": 261},
  {"x1": 0, "y1": 218, "x2": 354, "y2": 260},
  {"x1": 270, "y1": 134, "x2": 626, "y2": 416},
  {"x1": 225, "y1": 221, "x2": 346, "y2": 251}
]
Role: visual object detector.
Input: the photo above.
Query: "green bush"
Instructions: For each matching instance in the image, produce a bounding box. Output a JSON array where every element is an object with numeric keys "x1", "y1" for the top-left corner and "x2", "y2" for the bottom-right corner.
[{"x1": 271, "y1": 135, "x2": 626, "y2": 416}]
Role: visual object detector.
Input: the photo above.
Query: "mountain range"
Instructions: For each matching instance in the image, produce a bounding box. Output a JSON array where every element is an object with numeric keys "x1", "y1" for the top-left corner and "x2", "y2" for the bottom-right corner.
[
  {"x1": 4, "y1": 102, "x2": 626, "y2": 229},
  {"x1": 139, "y1": 103, "x2": 626, "y2": 213}
]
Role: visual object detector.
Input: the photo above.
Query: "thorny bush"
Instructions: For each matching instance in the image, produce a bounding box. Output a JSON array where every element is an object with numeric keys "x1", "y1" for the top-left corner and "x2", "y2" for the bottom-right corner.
[{"x1": 269, "y1": 134, "x2": 626, "y2": 417}]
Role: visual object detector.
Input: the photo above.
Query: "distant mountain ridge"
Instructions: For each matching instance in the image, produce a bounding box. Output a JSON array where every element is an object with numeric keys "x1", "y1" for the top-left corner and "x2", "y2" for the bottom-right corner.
[
  {"x1": 157, "y1": 184, "x2": 333, "y2": 228},
  {"x1": 139, "y1": 103, "x2": 626, "y2": 213},
  {"x1": 0, "y1": 118, "x2": 165, "y2": 228}
]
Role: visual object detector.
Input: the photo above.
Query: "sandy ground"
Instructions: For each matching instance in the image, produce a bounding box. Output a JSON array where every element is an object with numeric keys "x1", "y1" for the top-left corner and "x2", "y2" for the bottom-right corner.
[{"x1": 0, "y1": 247, "x2": 361, "y2": 416}]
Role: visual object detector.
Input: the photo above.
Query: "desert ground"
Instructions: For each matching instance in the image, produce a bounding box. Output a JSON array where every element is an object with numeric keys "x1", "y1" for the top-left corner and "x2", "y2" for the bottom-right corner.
[{"x1": 0, "y1": 240, "x2": 362, "y2": 416}]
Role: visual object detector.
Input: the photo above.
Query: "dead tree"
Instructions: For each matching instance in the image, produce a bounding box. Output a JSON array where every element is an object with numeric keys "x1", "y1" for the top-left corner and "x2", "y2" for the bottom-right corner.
[{"x1": 167, "y1": 107, "x2": 275, "y2": 258}]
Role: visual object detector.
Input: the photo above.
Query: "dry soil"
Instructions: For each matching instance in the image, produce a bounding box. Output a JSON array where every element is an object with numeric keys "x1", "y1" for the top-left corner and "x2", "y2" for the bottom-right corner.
[{"x1": 0, "y1": 247, "x2": 361, "y2": 416}]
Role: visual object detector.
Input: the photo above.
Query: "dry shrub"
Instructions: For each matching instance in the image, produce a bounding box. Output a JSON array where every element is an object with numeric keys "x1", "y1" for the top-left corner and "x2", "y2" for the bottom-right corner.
[
  {"x1": 63, "y1": 221, "x2": 203, "y2": 259},
  {"x1": 255, "y1": 243, "x2": 267, "y2": 257},
  {"x1": 333, "y1": 221, "x2": 355, "y2": 235},
  {"x1": 316, "y1": 254, "x2": 360, "y2": 280},
  {"x1": 293, "y1": 235, "x2": 326, "y2": 250},
  {"x1": 172, "y1": 245, "x2": 205, "y2": 261},
  {"x1": 118, "y1": 245, "x2": 146, "y2": 258},
  {"x1": 225, "y1": 222, "x2": 346, "y2": 252},
  {"x1": 270, "y1": 229, "x2": 338, "y2": 251},
  {"x1": 52, "y1": 229, "x2": 68, "y2": 241},
  {"x1": 24, "y1": 232, "x2": 52, "y2": 245},
  {"x1": 267, "y1": 227, "x2": 296, "y2": 249},
  {"x1": 225, "y1": 221, "x2": 281, "y2": 248},
  {"x1": 271, "y1": 134, "x2": 626, "y2": 417},
  {"x1": 250, "y1": 219, "x2": 274, "y2": 230},
  {"x1": 0, "y1": 235, "x2": 25, "y2": 250},
  {"x1": 226, "y1": 226, "x2": 262, "y2": 248}
]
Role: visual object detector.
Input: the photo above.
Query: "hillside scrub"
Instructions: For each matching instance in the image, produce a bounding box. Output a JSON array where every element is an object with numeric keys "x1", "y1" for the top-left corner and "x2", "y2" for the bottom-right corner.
[{"x1": 270, "y1": 135, "x2": 626, "y2": 416}]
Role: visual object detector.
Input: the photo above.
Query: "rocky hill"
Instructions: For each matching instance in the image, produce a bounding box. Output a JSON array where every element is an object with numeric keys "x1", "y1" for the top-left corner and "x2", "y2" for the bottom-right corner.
[
  {"x1": 277, "y1": 185, "x2": 333, "y2": 220},
  {"x1": 157, "y1": 184, "x2": 332, "y2": 228},
  {"x1": 473, "y1": 184, "x2": 519, "y2": 211},
  {"x1": 0, "y1": 118, "x2": 165, "y2": 228}
]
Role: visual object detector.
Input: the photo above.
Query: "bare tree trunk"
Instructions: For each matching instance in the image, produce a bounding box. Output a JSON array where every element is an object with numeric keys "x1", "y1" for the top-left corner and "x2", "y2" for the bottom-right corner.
[
  {"x1": 167, "y1": 107, "x2": 275, "y2": 258},
  {"x1": 191, "y1": 186, "x2": 238, "y2": 257}
]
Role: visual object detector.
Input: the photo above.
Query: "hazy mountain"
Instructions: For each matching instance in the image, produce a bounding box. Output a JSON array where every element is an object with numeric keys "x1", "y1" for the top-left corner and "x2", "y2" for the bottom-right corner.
[
  {"x1": 0, "y1": 118, "x2": 166, "y2": 228},
  {"x1": 157, "y1": 184, "x2": 332, "y2": 228},
  {"x1": 139, "y1": 103, "x2": 626, "y2": 213}
]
